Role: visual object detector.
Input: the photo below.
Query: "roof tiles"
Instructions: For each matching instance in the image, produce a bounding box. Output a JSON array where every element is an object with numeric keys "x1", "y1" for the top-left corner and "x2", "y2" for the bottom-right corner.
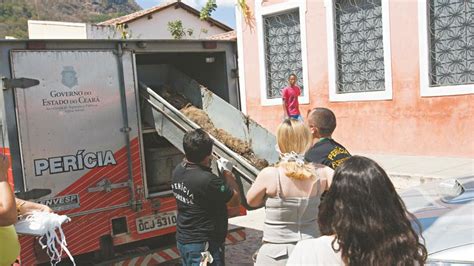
[{"x1": 98, "y1": 0, "x2": 232, "y2": 32}]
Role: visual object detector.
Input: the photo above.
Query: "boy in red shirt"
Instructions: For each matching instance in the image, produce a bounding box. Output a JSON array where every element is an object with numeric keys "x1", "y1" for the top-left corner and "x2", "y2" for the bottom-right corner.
[{"x1": 281, "y1": 74, "x2": 302, "y2": 120}]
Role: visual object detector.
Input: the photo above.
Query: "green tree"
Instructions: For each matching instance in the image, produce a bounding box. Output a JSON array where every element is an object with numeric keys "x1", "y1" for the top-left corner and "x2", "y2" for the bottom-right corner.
[
  {"x1": 0, "y1": 1, "x2": 31, "y2": 38},
  {"x1": 199, "y1": 0, "x2": 255, "y2": 29},
  {"x1": 167, "y1": 20, "x2": 194, "y2": 40},
  {"x1": 0, "y1": 0, "x2": 140, "y2": 39},
  {"x1": 199, "y1": 0, "x2": 216, "y2": 20}
]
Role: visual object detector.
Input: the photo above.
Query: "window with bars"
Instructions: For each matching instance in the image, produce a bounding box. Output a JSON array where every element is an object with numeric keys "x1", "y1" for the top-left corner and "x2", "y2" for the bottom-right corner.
[
  {"x1": 334, "y1": 0, "x2": 385, "y2": 93},
  {"x1": 263, "y1": 9, "x2": 303, "y2": 99},
  {"x1": 428, "y1": 0, "x2": 474, "y2": 87}
]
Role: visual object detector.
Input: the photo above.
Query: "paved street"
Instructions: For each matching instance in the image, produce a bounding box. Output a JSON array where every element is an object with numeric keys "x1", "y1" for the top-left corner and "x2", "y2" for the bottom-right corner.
[{"x1": 225, "y1": 227, "x2": 262, "y2": 265}]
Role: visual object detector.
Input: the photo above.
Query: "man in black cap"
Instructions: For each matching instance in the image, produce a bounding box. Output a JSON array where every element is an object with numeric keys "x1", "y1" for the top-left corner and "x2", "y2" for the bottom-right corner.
[{"x1": 172, "y1": 129, "x2": 240, "y2": 265}]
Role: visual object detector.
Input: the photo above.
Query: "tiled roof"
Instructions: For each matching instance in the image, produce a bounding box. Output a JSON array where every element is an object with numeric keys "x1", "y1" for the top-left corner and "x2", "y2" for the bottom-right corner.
[
  {"x1": 207, "y1": 30, "x2": 236, "y2": 41},
  {"x1": 99, "y1": 1, "x2": 175, "y2": 25},
  {"x1": 99, "y1": 0, "x2": 233, "y2": 32}
]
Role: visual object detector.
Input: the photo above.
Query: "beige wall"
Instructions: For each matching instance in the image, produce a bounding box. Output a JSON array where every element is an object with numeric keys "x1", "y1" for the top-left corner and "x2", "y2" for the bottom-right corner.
[
  {"x1": 126, "y1": 7, "x2": 228, "y2": 39},
  {"x1": 28, "y1": 20, "x2": 88, "y2": 39},
  {"x1": 28, "y1": 20, "x2": 120, "y2": 39},
  {"x1": 239, "y1": 0, "x2": 474, "y2": 157},
  {"x1": 28, "y1": 7, "x2": 230, "y2": 40}
]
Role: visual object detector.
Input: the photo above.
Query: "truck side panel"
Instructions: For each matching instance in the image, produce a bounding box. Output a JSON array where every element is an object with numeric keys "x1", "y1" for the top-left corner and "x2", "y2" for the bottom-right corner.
[
  {"x1": 11, "y1": 50, "x2": 137, "y2": 198},
  {"x1": 7, "y1": 49, "x2": 177, "y2": 264},
  {"x1": 0, "y1": 40, "x2": 248, "y2": 264}
]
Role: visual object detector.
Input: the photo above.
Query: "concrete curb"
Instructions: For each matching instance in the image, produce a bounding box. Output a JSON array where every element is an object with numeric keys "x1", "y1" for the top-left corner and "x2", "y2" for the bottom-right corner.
[{"x1": 388, "y1": 173, "x2": 442, "y2": 191}]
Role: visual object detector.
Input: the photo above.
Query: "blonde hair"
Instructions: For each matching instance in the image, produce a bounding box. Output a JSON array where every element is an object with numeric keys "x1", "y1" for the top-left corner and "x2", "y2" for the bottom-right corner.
[{"x1": 276, "y1": 119, "x2": 315, "y2": 179}]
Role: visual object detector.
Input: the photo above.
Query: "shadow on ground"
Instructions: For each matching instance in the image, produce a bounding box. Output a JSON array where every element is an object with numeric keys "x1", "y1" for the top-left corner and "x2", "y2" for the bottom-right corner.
[
  {"x1": 159, "y1": 228, "x2": 262, "y2": 265},
  {"x1": 226, "y1": 228, "x2": 262, "y2": 265}
]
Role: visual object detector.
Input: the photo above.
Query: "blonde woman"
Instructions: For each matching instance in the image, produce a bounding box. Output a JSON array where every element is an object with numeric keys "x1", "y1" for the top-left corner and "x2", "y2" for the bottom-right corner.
[{"x1": 246, "y1": 119, "x2": 333, "y2": 265}]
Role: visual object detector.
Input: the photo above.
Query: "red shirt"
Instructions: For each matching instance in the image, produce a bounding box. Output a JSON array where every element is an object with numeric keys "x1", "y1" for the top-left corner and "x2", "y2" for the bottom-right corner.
[{"x1": 282, "y1": 85, "x2": 301, "y2": 116}]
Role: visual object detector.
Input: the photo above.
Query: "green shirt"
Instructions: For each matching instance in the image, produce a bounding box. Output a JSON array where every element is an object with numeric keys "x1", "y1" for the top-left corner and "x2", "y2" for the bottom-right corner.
[{"x1": 0, "y1": 225, "x2": 20, "y2": 266}]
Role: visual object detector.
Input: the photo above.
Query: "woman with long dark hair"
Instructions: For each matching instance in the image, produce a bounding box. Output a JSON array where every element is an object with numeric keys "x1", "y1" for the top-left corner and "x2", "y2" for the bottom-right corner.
[{"x1": 287, "y1": 156, "x2": 427, "y2": 265}]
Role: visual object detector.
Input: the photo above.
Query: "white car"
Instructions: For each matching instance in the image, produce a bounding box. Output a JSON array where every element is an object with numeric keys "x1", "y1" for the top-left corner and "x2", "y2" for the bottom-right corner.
[{"x1": 400, "y1": 176, "x2": 474, "y2": 265}]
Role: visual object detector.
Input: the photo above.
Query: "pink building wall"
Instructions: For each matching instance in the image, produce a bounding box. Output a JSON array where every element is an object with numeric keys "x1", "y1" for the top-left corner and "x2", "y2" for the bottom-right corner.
[{"x1": 239, "y1": 0, "x2": 474, "y2": 157}]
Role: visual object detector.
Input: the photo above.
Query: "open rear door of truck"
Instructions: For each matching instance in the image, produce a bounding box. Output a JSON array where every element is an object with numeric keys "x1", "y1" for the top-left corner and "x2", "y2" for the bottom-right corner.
[{"x1": 10, "y1": 49, "x2": 140, "y2": 213}]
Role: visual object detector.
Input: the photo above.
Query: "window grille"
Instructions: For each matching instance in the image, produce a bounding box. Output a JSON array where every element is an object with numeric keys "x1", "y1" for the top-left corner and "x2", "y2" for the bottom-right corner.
[
  {"x1": 334, "y1": 0, "x2": 385, "y2": 93},
  {"x1": 428, "y1": 0, "x2": 474, "y2": 87},
  {"x1": 263, "y1": 9, "x2": 303, "y2": 99}
]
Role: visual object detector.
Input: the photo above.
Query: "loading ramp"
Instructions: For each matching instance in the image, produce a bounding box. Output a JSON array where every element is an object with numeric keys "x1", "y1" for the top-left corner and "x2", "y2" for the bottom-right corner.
[{"x1": 138, "y1": 65, "x2": 279, "y2": 208}]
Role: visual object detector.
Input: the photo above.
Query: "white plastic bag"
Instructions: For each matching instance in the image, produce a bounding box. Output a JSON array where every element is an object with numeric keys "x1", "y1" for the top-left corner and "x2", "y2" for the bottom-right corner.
[
  {"x1": 216, "y1": 157, "x2": 233, "y2": 173},
  {"x1": 200, "y1": 242, "x2": 213, "y2": 266},
  {"x1": 15, "y1": 211, "x2": 75, "y2": 266}
]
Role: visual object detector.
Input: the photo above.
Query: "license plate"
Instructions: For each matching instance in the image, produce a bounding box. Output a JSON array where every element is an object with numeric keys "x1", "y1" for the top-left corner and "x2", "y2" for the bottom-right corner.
[{"x1": 136, "y1": 211, "x2": 177, "y2": 234}]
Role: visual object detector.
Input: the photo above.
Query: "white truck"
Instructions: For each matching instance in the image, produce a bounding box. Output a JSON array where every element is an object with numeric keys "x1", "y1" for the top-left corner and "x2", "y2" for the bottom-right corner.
[{"x1": 0, "y1": 39, "x2": 277, "y2": 265}]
